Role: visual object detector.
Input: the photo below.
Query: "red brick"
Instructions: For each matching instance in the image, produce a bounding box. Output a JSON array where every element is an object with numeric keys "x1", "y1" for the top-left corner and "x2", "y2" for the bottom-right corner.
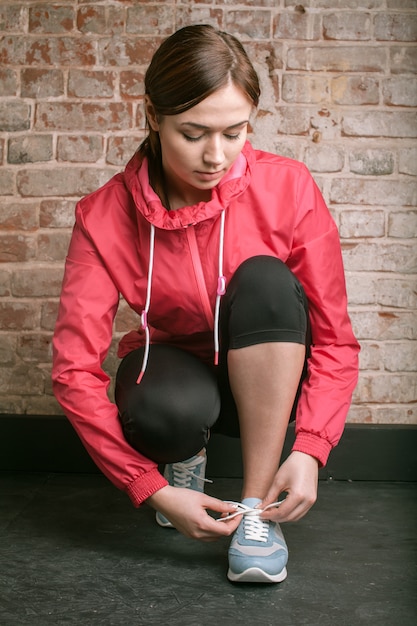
[
  {"x1": 40, "y1": 199, "x2": 76, "y2": 228},
  {"x1": 244, "y1": 41, "x2": 284, "y2": 70},
  {"x1": 8, "y1": 135, "x2": 53, "y2": 164},
  {"x1": 16, "y1": 334, "x2": 52, "y2": 362},
  {"x1": 0, "y1": 202, "x2": 39, "y2": 230},
  {"x1": 76, "y1": 6, "x2": 107, "y2": 34},
  {"x1": 120, "y1": 70, "x2": 145, "y2": 99},
  {"x1": 21, "y1": 68, "x2": 64, "y2": 98},
  {"x1": 0, "y1": 102, "x2": 31, "y2": 132},
  {"x1": 0, "y1": 4, "x2": 27, "y2": 32},
  {"x1": 282, "y1": 74, "x2": 329, "y2": 103},
  {"x1": 98, "y1": 37, "x2": 161, "y2": 67},
  {"x1": 126, "y1": 5, "x2": 174, "y2": 36},
  {"x1": 37, "y1": 231, "x2": 72, "y2": 262},
  {"x1": 331, "y1": 76, "x2": 379, "y2": 105},
  {"x1": 374, "y1": 13, "x2": 417, "y2": 41},
  {"x1": 57, "y1": 135, "x2": 104, "y2": 163},
  {"x1": 25, "y1": 37, "x2": 96, "y2": 66},
  {"x1": 0, "y1": 36, "x2": 25, "y2": 66},
  {"x1": 0, "y1": 335, "x2": 16, "y2": 366},
  {"x1": 11, "y1": 267, "x2": 65, "y2": 298},
  {"x1": 34, "y1": 102, "x2": 133, "y2": 131},
  {"x1": 16, "y1": 167, "x2": 116, "y2": 198},
  {"x1": 390, "y1": 46, "x2": 417, "y2": 74},
  {"x1": 342, "y1": 111, "x2": 417, "y2": 138},
  {"x1": 225, "y1": 11, "x2": 272, "y2": 39},
  {"x1": 175, "y1": 8, "x2": 223, "y2": 31},
  {"x1": 323, "y1": 13, "x2": 371, "y2": 40},
  {"x1": 0, "y1": 302, "x2": 39, "y2": 331},
  {"x1": 0, "y1": 169, "x2": 15, "y2": 195},
  {"x1": 114, "y1": 301, "x2": 141, "y2": 333},
  {"x1": 0, "y1": 269, "x2": 11, "y2": 297},
  {"x1": 106, "y1": 136, "x2": 144, "y2": 166},
  {"x1": 68, "y1": 70, "x2": 116, "y2": 98},
  {"x1": 0, "y1": 234, "x2": 36, "y2": 262},
  {"x1": 0, "y1": 363, "x2": 45, "y2": 395},
  {"x1": 41, "y1": 301, "x2": 59, "y2": 331},
  {"x1": 0, "y1": 68, "x2": 17, "y2": 95},
  {"x1": 29, "y1": 5, "x2": 75, "y2": 34},
  {"x1": 274, "y1": 10, "x2": 320, "y2": 40},
  {"x1": 287, "y1": 46, "x2": 386, "y2": 72},
  {"x1": 383, "y1": 77, "x2": 417, "y2": 107}
]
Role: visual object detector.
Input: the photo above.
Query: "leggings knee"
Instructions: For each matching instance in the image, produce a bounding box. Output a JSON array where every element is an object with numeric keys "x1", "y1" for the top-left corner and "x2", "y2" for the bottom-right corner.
[
  {"x1": 221, "y1": 255, "x2": 309, "y2": 348},
  {"x1": 115, "y1": 346, "x2": 220, "y2": 463}
]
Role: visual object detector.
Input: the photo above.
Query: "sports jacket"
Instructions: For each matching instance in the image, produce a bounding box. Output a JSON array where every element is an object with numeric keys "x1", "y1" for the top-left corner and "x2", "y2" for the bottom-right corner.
[{"x1": 52, "y1": 141, "x2": 360, "y2": 507}]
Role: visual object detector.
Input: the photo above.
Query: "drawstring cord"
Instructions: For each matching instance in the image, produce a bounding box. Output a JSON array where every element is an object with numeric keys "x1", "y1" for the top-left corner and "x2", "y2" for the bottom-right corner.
[
  {"x1": 136, "y1": 211, "x2": 226, "y2": 382},
  {"x1": 214, "y1": 210, "x2": 226, "y2": 366},
  {"x1": 136, "y1": 223, "x2": 155, "y2": 384}
]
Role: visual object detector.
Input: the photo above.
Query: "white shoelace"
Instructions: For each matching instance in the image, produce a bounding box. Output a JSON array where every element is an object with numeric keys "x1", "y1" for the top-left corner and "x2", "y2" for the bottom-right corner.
[
  {"x1": 217, "y1": 501, "x2": 284, "y2": 543},
  {"x1": 170, "y1": 459, "x2": 213, "y2": 489}
]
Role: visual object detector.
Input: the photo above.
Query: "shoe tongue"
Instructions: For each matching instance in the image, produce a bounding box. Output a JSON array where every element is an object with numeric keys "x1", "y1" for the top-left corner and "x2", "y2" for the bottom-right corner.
[{"x1": 241, "y1": 497, "x2": 262, "y2": 509}]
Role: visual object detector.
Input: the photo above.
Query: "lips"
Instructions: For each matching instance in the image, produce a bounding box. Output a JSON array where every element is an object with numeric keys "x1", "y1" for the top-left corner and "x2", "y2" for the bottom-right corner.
[{"x1": 195, "y1": 170, "x2": 224, "y2": 181}]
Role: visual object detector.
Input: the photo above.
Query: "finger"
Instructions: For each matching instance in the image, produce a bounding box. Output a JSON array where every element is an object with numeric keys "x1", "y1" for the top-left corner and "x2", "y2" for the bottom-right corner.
[
  {"x1": 263, "y1": 495, "x2": 311, "y2": 523},
  {"x1": 203, "y1": 496, "x2": 240, "y2": 516},
  {"x1": 261, "y1": 492, "x2": 298, "y2": 521},
  {"x1": 261, "y1": 477, "x2": 288, "y2": 509},
  {"x1": 208, "y1": 515, "x2": 241, "y2": 536}
]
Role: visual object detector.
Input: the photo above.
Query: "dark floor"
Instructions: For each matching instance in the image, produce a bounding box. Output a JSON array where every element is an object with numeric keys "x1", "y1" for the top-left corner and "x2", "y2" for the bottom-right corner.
[{"x1": 0, "y1": 474, "x2": 416, "y2": 626}]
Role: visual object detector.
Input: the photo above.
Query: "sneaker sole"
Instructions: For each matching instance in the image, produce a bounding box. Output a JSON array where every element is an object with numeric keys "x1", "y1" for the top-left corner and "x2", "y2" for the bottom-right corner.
[
  {"x1": 227, "y1": 566, "x2": 287, "y2": 584},
  {"x1": 155, "y1": 513, "x2": 174, "y2": 529}
]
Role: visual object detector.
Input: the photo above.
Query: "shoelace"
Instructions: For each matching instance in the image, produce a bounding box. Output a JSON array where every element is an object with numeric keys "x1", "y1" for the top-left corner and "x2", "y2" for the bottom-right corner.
[
  {"x1": 171, "y1": 459, "x2": 213, "y2": 489},
  {"x1": 217, "y1": 500, "x2": 284, "y2": 532},
  {"x1": 243, "y1": 511, "x2": 270, "y2": 542}
]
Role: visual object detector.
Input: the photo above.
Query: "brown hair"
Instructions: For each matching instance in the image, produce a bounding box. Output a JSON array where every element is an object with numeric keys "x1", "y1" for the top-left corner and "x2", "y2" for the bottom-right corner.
[{"x1": 138, "y1": 24, "x2": 260, "y2": 207}]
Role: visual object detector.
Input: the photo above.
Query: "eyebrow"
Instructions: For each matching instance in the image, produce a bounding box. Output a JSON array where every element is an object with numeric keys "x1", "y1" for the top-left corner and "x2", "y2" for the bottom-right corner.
[{"x1": 179, "y1": 120, "x2": 249, "y2": 131}]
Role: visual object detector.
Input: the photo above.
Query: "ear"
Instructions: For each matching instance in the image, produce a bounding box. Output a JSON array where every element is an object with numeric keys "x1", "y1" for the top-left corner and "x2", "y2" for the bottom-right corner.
[{"x1": 144, "y1": 95, "x2": 160, "y2": 132}]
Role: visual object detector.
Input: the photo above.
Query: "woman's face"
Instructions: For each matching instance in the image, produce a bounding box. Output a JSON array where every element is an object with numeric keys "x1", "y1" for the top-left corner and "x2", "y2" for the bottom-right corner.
[{"x1": 145, "y1": 82, "x2": 253, "y2": 208}]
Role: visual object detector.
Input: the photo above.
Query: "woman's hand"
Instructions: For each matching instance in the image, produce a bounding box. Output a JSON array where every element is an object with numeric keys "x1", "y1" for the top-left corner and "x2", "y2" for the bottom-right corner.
[
  {"x1": 147, "y1": 486, "x2": 241, "y2": 541},
  {"x1": 260, "y1": 451, "x2": 319, "y2": 523}
]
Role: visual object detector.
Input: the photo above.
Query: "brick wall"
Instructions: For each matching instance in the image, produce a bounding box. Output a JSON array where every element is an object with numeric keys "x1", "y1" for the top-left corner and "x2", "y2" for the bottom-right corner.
[{"x1": 0, "y1": 1, "x2": 416, "y2": 425}]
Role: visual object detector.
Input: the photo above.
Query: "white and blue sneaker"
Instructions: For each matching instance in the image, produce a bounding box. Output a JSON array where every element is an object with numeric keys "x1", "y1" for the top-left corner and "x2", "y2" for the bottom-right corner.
[
  {"x1": 227, "y1": 497, "x2": 288, "y2": 583},
  {"x1": 156, "y1": 451, "x2": 210, "y2": 528}
]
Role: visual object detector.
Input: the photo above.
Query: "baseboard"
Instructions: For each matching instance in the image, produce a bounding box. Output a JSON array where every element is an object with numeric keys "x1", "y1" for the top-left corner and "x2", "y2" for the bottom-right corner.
[{"x1": 0, "y1": 414, "x2": 416, "y2": 481}]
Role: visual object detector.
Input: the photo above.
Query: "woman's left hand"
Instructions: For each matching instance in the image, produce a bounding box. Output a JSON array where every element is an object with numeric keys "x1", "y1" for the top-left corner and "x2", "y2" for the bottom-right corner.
[{"x1": 259, "y1": 451, "x2": 319, "y2": 523}]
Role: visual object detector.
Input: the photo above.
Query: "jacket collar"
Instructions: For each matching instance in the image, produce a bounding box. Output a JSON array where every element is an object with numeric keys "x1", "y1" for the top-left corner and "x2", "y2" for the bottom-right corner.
[{"x1": 124, "y1": 141, "x2": 255, "y2": 230}]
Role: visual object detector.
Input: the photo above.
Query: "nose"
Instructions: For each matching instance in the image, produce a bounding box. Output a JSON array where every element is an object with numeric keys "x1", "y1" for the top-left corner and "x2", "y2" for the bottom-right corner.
[{"x1": 203, "y1": 135, "x2": 225, "y2": 168}]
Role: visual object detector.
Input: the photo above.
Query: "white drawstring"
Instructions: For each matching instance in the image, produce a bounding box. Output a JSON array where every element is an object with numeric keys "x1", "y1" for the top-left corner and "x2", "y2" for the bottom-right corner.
[
  {"x1": 136, "y1": 223, "x2": 155, "y2": 384},
  {"x1": 214, "y1": 210, "x2": 226, "y2": 365},
  {"x1": 137, "y1": 210, "x2": 226, "y2": 382}
]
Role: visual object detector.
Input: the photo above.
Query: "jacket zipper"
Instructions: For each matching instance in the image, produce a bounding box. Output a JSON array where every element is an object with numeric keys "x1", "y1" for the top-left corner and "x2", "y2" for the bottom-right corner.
[{"x1": 186, "y1": 226, "x2": 214, "y2": 329}]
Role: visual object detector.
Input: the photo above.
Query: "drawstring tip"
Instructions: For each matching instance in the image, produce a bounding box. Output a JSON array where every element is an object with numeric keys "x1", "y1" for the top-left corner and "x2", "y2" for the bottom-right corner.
[
  {"x1": 136, "y1": 370, "x2": 145, "y2": 384},
  {"x1": 214, "y1": 352, "x2": 219, "y2": 366}
]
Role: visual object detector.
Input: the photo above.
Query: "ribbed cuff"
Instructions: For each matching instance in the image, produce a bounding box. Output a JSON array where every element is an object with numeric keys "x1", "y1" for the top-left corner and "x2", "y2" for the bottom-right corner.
[
  {"x1": 125, "y1": 467, "x2": 169, "y2": 508},
  {"x1": 292, "y1": 431, "x2": 333, "y2": 467}
]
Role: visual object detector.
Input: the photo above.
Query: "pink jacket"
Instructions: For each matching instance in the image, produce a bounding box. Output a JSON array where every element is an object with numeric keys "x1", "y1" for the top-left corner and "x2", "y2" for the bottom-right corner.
[{"x1": 52, "y1": 142, "x2": 359, "y2": 507}]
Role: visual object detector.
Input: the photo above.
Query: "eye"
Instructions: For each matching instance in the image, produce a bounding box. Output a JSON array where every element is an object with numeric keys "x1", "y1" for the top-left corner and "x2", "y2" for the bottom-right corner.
[
  {"x1": 182, "y1": 134, "x2": 203, "y2": 143},
  {"x1": 224, "y1": 133, "x2": 241, "y2": 141}
]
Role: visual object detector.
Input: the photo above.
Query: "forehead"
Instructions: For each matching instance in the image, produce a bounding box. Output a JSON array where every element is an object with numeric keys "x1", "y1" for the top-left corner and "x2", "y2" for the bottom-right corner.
[{"x1": 172, "y1": 83, "x2": 253, "y2": 128}]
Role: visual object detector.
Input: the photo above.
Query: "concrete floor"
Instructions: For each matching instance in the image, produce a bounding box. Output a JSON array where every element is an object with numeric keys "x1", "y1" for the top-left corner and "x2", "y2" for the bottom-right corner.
[{"x1": 0, "y1": 473, "x2": 416, "y2": 626}]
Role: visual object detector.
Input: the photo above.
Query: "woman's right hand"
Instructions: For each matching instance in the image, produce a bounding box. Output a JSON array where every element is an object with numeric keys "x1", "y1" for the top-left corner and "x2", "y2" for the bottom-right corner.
[{"x1": 147, "y1": 486, "x2": 241, "y2": 541}]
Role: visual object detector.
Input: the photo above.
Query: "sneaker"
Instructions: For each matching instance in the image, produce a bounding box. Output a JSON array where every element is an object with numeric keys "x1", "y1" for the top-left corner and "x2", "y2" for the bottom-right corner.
[
  {"x1": 227, "y1": 497, "x2": 288, "y2": 583},
  {"x1": 155, "y1": 451, "x2": 210, "y2": 528}
]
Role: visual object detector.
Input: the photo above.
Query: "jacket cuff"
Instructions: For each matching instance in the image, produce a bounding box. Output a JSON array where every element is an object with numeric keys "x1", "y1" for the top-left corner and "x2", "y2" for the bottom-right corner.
[
  {"x1": 125, "y1": 467, "x2": 169, "y2": 508},
  {"x1": 292, "y1": 431, "x2": 333, "y2": 467}
]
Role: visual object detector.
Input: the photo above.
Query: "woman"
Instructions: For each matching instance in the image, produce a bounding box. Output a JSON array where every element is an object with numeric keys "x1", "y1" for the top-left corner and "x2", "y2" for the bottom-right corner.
[{"x1": 52, "y1": 25, "x2": 359, "y2": 584}]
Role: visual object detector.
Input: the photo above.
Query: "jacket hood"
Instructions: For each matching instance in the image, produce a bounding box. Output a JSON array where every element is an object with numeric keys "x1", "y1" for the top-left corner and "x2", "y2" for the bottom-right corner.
[{"x1": 123, "y1": 141, "x2": 255, "y2": 230}]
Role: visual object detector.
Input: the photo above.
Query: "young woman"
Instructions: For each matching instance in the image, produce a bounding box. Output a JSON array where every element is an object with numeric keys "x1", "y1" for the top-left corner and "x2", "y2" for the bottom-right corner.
[{"x1": 52, "y1": 24, "x2": 359, "y2": 584}]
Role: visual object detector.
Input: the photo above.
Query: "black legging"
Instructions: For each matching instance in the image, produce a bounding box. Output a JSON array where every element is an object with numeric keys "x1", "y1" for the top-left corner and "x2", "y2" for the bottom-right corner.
[{"x1": 115, "y1": 256, "x2": 309, "y2": 464}]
